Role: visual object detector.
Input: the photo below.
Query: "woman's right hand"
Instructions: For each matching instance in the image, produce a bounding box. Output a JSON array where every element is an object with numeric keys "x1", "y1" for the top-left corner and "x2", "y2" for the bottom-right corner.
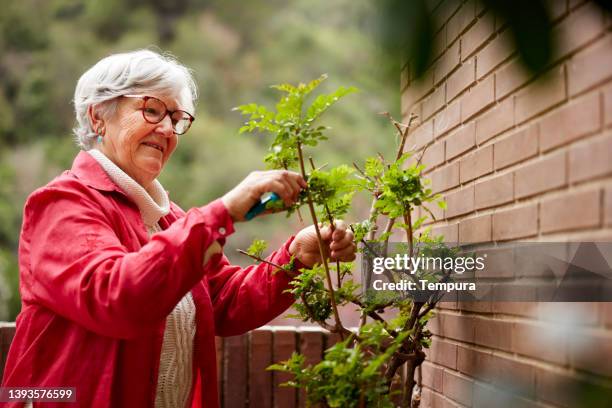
[{"x1": 221, "y1": 170, "x2": 307, "y2": 222}]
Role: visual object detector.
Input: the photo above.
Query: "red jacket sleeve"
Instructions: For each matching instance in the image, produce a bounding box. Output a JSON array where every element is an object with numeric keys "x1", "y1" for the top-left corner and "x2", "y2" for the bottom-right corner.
[
  {"x1": 20, "y1": 183, "x2": 234, "y2": 339},
  {"x1": 206, "y1": 238, "x2": 301, "y2": 337}
]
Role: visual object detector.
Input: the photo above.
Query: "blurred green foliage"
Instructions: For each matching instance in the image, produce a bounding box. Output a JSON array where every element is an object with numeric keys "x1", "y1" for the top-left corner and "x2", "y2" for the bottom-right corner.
[{"x1": 0, "y1": 0, "x2": 398, "y2": 320}]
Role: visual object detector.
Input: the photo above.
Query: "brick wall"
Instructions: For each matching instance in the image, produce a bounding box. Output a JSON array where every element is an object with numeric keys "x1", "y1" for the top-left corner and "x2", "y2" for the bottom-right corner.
[{"x1": 401, "y1": 0, "x2": 612, "y2": 406}]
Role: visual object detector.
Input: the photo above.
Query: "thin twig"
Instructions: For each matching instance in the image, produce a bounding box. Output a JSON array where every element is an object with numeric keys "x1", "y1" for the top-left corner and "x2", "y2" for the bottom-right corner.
[
  {"x1": 297, "y1": 141, "x2": 345, "y2": 339},
  {"x1": 237, "y1": 249, "x2": 296, "y2": 276}
]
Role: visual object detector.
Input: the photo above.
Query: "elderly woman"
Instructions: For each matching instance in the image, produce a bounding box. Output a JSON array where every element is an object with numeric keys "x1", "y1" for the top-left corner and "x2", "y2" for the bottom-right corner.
[{"x1": 2, "y1": 50, "x2": 356, "y2": 408}]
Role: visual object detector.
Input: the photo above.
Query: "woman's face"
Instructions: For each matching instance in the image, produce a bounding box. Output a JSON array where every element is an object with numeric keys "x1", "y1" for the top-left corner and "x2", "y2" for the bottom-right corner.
[{"x1": 97, "y1": 94, "x2": 185, "y2": 188}]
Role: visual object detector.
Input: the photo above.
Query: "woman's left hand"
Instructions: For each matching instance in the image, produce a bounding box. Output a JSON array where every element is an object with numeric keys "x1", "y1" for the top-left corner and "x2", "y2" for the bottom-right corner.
[{"x1": 289, "y1": 220, "x2": 356, "y2": 268}]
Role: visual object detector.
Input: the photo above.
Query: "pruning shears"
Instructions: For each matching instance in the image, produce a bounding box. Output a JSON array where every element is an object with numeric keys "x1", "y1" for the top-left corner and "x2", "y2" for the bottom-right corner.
[{"x1": 245, "y1": 192, "x2": 282, "y2": 221}]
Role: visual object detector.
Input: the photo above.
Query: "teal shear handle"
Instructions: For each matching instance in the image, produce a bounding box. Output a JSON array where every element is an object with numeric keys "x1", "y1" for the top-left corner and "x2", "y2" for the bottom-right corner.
[{"x1": 245, "y1": 192, "x2": 281, "y2": 221}]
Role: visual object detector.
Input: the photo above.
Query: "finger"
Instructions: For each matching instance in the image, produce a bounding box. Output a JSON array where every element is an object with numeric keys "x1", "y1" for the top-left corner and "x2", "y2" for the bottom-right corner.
[
  {"x1": 332, "y1": 229, "x2": 353, "y2": 247},
  {"x1": 265, "y1": 179, "x2": 293, "y2": 207},
  {"x1": 320, "y1": 225, "x2": 332, "y2": 241},
  {"x1": 275, "y1": 173, "x2": 302, "y2": 205},
  {"x1": 291, "y1": 172, "x2": 308, "y2": 189},
  {"x1": 332, "y1": 220, "x2": 348, "y2": 240},
  {"x1": 283, "y1": 171, "x2": 305, "y2": 200},
  {"x1": 331, "y1": 243, "x2": 357, "y2": 261},
  {"x1": 330, "y1": 238, "x2": 353, "y2": 251}
]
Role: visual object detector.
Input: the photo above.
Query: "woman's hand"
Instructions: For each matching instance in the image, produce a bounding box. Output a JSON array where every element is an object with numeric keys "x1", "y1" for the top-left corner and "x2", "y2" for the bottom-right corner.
[
  {"x1": 289, "y1": 220, "x2": 356, "y2": 268},
  {"x1": 222, "y1": 170, "x2": 307, "y2": 222}
]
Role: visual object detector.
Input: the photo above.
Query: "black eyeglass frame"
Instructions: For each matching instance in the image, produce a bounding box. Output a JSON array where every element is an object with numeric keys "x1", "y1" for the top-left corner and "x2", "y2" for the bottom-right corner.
[{"x1": 122, "y1": 94, "x2": 195, "y2": 135}]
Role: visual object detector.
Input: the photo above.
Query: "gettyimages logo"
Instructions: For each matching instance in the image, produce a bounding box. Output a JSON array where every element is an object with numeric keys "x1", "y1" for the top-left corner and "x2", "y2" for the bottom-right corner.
[{"x1": 361, "y1": 242, "x2": 612, "y2": 302}]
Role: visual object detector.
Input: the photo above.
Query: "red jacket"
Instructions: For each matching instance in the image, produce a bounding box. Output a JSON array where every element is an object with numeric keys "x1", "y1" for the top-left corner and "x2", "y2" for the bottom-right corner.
[{"x1": 2, "y1": 151, "x2": 299, "y2": 407}]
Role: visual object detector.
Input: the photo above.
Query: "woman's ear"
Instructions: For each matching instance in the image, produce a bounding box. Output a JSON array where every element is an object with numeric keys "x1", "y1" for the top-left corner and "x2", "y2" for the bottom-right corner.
[{"x1": 87, "y1": 104, "x2": 105, "y2": 135}]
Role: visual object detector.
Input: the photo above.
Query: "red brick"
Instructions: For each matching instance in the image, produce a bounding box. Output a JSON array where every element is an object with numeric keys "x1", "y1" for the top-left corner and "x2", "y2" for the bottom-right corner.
[
  {"x1": 540, "y1": 92, "x2": 601, "y2": 152},
  {"x1": 475, "y1": 173, "x2": 513, "y2": 209},
  {"x1": 446, "y1": 185, "x2": 475, "y2": 218},
  {"x1": 422, "y1": 362, "x2": 444, "y2": 392},
  {"x1": 515, "y1": 66, "x2": 566, "y2": 124},
  {"x1": 459, "y1": 215, "x2": 491, "y2": 244},
  {"x1": 461, "y1": 75, "x2": 495, "y2": 121},
  {"x1": 459, "y1": 214, "x2": 491, "y2": 243},
  {"x1": 512, "y1": 321, "x2": 567, "y2": 365},
  {"x1": 493, "y1": 125, "x2": 538, "y2": 170},
  {"x1": 492, "y1": 204, "x2": 538, "y2": 240},
  {"x1": 446, "y1": 122, "x2": 475, "y2": 160},
  {"x1": 514, "y1": 152, "x2": 566, "y2": 199},
  {"x1": 604, "y1": 83, "x2": 612, "y2": 127},
  {"x1": 434, "y1": 100, "x2": 461, "y2": 138},
  {"x1": 485, "y1": 353, "x2": 536, "y2": 397},
  {"x1": 537, "y1": 368, "x2": 612, "y2": 408},
  {"x1": 549, "y1": 0, "x2": 568, "y2": 21},
  {"x1": 606, "y1": 185, "x2": 612, "y2": 226},
  {"x1": 422, "y1": 140, "x2": 446, "y2": 170},
  {"x1": 431, "y1": 0, "x2": 461, "y2": 33},
  {"x1": 569, "y1": 132, "x2": 612, "y2": 183},
  {"x1": 427, "y1": 199, "x2": 445, "y2": 222},
  {"x1": 447, "y1": 60, "x2": 476, "y2": 101},
  {"x1": 600, "y1": 302, "x2": 612, "y2": 326},
  {"x1": 430, "y1": 222, "x2": 459, "y2": 242},
  {"x1": 568, "y1": 33, "x2": 612, "y2": 96},
  {"x1": 541, "y1": 189, "x2": 601, "y2": 233},
  {"x1": 462, "y1": 12, "x2": 495, "y2": 60},
  {"x1": 538, "y1": 302, "x2": 599, "y2": 326},
  {"x1": 473, "y1": 382, "x2": 539, "y2": 408},
  {"x1": 457, "y1": 301, "x2": 492, "y2": 314},
  {"x1": 475, "y1": 247, "x2": 515, "y2": 279},
  {"x1": 475, "y1": 98, "x2": 514, "y2": 144},
  {"x1": 401, "y1": 88, "x2": 416, "y2": 117},
  {"x1": 436, "y1": 301, "x2": 458, "y2": 311},
  {"x1": 443, "y1": 371, "x2": 473, "y2": 406},
  {"x1": 457, "y1": 345, "x2": 490, "y2": 377},
  {"x1": 431, "y1": 162, "x2": 460, "y2": 193},
  {"x1": 427, "y1": 338, "x2": 458, "y2": 369},
  {"x1": 224, "y1": 335, "x2": 248, "y2": 408},
  {"x1": 422, "y1": 84, "x2": 446, "y2": 120},
  {"x1": 474, "y1": 318, "x2": 512, "y2": 351},
  {"x1": 569, "y1": 0, "x2": 588, "y2": 10},
  {"x1": 476, "y1": 29, "x2": 513, "y2": 79},
  {"x1": 438, "y1": 313, "x2": 476, "y2": 342},
  {"x1": 249, "y1": 330, "x2": 273, "y2": 408},
  {"x1": 431, "y1": 26, "x2": 446, "y2": 61},
  {"x1": 402, "y1": 104, "x2": 422, "y2": 129},
  {"x1": 434, "y1": 41, "x2": 461, "y2": 84},
  {"x1": 553, "y1": 1, "x2": 605, "y2": 61},
  {"x1": 460, "y1": 145, "x2": 493, "y2": 182},
  {"x1": 414, "y1": 119, "x2": 434, "y2": 149},
  {"x1": 495, "y1": 59, "x2": 529, "y2": 99},
  {"x1": 447, "y1": 0, "x2": 476, "y2": 42},
  {"x1": 491, "y1": 302, "x2": 536, "y2": 317},
  {"x1": 272, "y1": 330, "x2": 296, "y2": 407},
  {"x1": 409, "y1": 69, "x2": 435, "y2": 105}
]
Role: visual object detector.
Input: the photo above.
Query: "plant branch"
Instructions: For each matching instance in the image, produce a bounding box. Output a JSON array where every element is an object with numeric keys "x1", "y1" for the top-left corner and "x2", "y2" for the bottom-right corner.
[
  {"x1": 237, "y1": 249, "x2": 297, "y2": 277},
  {"x1": 297, "y1": 140, "x2": 345, "y2": 338}
]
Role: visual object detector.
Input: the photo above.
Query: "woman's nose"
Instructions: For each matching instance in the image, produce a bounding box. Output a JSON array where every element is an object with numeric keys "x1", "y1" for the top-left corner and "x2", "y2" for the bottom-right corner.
[{"x1": 156, "y1": 114, "x2": 175, "y2": 136}]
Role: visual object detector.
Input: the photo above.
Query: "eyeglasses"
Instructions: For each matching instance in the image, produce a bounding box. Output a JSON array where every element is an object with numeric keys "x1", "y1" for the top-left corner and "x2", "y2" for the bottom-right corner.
[{"x1": 123, "y1": 95, "x2": 195, "y2": 135}]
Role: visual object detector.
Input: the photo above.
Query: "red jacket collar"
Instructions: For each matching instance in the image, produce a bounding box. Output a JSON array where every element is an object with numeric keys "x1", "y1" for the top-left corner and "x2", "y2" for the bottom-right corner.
[{"x1": 70, "y1": 150, "x2": 124, "y2": 193}]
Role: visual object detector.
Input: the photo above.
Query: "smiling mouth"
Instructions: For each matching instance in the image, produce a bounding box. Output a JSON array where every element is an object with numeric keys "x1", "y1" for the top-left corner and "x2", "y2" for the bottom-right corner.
[{"x1": 142, "y1": 142, "x2": 164, "y2": 153}]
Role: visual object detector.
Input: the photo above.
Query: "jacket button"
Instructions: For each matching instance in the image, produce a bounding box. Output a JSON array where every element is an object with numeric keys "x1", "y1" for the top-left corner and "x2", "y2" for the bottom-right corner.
[{"x1": 218, "y1": 227, "x2": 226, "y2": 235}]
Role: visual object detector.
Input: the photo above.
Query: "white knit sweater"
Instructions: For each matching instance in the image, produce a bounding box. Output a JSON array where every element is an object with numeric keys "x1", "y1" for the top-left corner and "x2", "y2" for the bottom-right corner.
[{"x1": 88, "y1": 149, "x2": 195, "y2": 408}]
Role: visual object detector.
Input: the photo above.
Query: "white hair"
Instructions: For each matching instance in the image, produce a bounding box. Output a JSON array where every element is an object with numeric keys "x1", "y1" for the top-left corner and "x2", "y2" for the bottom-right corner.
[{"x1": 73, "y1": 49, "x2": 198, "y2": 150}]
